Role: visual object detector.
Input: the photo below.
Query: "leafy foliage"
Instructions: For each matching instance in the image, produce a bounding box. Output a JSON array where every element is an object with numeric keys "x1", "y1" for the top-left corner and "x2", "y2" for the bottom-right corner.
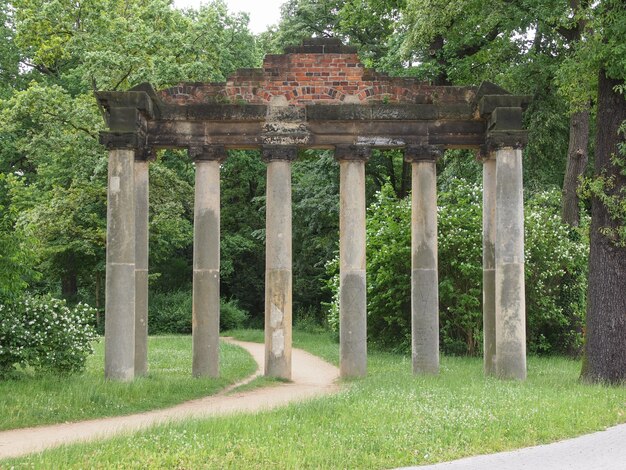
[
  {"x1": 148, "y1": 290, "x2": 249, "y2": 334},
  {"x1": 292, "y1": 151, "x2": 339, "y2": 319},
  {"x1": 437, "y1": 178, "x2": 483, "y2": 355},
  {"x1": 220, "y1": 151, "x2": 266, "y2": 317},
  {"x1": 0, "y1": 295, "x2": 98, "y2": 377},
  {"x1": 525, "y1": 189, "x2": 589, "y2": 354},
  {"x1": 326, "y1": 172, "x2": 589, "y2": 356},
  {"x1": 365, "y1": 184, "x2": 411, "y2": 351},
  {"x1": 0, "y1": 1, "x2": 260, "y2": 304},
  {"x1": 0, "y1": 175, "x2": 39, "y2": 300},
  {"x1": 579, "y1": 149, "x2": 626, "y2": 247}
]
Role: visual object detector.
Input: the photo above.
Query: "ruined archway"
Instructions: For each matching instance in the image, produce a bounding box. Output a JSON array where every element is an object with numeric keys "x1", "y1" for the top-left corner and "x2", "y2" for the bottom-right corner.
[{"x1": 97, "y1": 38, "x2": 529, "y2": 382}]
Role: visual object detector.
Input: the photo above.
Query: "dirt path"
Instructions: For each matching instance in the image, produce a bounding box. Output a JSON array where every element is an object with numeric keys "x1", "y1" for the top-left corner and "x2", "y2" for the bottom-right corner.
[{"x1": 0, "y1": 339, "x2": 340, "y2": 460}]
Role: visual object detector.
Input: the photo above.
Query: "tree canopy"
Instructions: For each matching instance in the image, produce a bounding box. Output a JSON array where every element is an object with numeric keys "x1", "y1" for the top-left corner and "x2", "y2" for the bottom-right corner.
[{"x1": 0, "y1": 0, "x2": 624, "y2": 383}]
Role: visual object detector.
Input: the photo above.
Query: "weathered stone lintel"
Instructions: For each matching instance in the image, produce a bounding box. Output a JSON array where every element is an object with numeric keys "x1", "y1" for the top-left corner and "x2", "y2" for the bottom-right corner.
[
  {"x1": 96, "y1": 91, "x2": 155, "y2": 119},
  {"x1": 189, "y1": 145, "x2": 228, "y2": 162},
  {"x1": 145, "y1": 116, "x2": 486, "y2": 150},
  {"x1": 155, "y1": 103, "x2": 475, "y2": 122},
  {"x1": 486, "y1": 130, "x2": 528, "y2": 151},
  {"x1": 261, "y1": 145, "x2": 298, "y2": 162},
  {"x1": 100, "y1": 132, "x2": 154, "y2": 162},
  {"x1": 404, "y1": 144, "x2": 444, "y2": 163},
  {"x1": 267, "y1": 105, "x2": 306, "y2": 122},
  {"x1": 100, "y1": 131, "x2": 142, "y2": 150},
  {"x1": 488, "y1": 107, "x2": 523, "y2": 131},
  {"x1": 106, "y1": 107, "x2": 145, "y2": 133},
  {"x1": 476, "y1": 146, "x2": 494, "y2": 162},
  {"x1": 163, "y1": 103, "x2": 268, "y2": 121},
  {"x1": 479, "y1": 95, "x2": 531, "y2": 117},
  {"x1": 475, "y1": 81, "x2": 511, "y2": 100},
  {"x1": 334, "y1": 144, "x2": 372, "y2": 161},
  {"x1": 135, "y1": 147, "x2": 155, "y2": 162},
  {"x1": 307, "y1": 104, "x2": 473, "y2": 122}
]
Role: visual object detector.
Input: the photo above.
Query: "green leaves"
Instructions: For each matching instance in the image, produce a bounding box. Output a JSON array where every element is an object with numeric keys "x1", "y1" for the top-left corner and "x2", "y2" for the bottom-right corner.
[
  {"x1": 0, "y1": 295, "x2": 98, "y2": 377},
  {"x1": 325, "y1": 169, "x2": 588, "y2": 356},
  {"x1": 0, "y1": 0, "x2": 262, "y2": 303}
]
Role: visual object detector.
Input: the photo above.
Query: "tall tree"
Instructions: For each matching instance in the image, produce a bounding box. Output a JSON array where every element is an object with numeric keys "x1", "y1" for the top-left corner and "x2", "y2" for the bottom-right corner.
[
  {"x1": 273, "y1": 0, "x2": 405, "y2": 70},
  {"x1": 580, "y1": 0, "x2": 626, "y2": 384},
  {"x1": 583, "y1": 70, "x2": 626, "y2": 383},
  {"x1": 1, "y1": 0, "x2": 260, "y2": 303},
  {"x1": 554, "y1": 0, "x2": 593, "y2": 226}
]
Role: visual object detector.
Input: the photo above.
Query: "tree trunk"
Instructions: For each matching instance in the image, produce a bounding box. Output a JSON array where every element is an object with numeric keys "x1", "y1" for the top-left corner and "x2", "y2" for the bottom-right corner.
[
  {"x1": 95, "y1": 271, "x2": 101, "y2": 329},
  {"x1": 429, "y1": 35, "x2": 451, "y2": 86},
  {"x1": 581, "y1": 70, "x2": 626, "y2": 384},
  {"x1": 61, "y1": 271, "x2": 78, "y2": 301},
  {"x1": 561, "y1": 107, "x2": 590, "y2": 226},
  {"x1": 95, "y1": 271, "x2": 101, "y2": 310},
  {"x1": 399, "y1": 160, "x2": 411, "y2": 199}
]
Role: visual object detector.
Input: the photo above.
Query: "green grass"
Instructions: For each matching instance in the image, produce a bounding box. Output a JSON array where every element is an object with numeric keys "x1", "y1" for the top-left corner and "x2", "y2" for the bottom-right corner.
[
  {"x1": 226, "y1": 328, "x2": 340, "y2": 364},
  {"x1": 5, "y1": 330, "x2": 626, "y2": 469},
  {"x1": 0, "y1": 336, "x2": 256, "y2": 431}
]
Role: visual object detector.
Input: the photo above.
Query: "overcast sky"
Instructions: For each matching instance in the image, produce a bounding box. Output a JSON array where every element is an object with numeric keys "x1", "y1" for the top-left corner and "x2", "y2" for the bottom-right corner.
[{"x1": 173, "y1": 0, "x2": 284, "y2": 34}]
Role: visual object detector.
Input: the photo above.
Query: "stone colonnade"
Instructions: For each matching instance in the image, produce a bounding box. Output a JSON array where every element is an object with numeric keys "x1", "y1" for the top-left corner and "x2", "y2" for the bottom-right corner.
[{"x1": 103, "y1": 142, "x2": 527, "y2": 382}]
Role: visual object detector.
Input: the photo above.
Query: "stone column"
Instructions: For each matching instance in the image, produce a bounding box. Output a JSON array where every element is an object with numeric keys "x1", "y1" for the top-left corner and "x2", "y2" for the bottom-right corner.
[
  {"x1": 134, "y1": 152, "x2": 150, "y2": 377},
  {"x1": 405, "y1": 145, "x2": 441, "y2": 375},
  {"x1": 262, "y1": 146, "x2": 296, "y2": 379},
  {"x1": 104, "y1": 147, "x2": 136, "y2": 381},
  {"x1": 482, "y1": 151, "x2": 497, "y2": 376},
  {"x1": 191, "y1": 146, "x2": 226, "y2": 378},
  {"x1": 335, "y1": 145, "x2": 370, "y2": 378},
  {"x1": 494, "y1": 147, "x2": 526, "y2": 380}
]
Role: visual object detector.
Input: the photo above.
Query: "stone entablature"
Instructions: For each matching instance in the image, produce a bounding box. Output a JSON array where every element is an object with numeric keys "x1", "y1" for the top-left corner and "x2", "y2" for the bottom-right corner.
[
  {"x1": 97, "y1": 38, "x2": 529, "y2": 151},
  {"x1": 159, "y1": 38, "x2": 475, "y2": 106}
]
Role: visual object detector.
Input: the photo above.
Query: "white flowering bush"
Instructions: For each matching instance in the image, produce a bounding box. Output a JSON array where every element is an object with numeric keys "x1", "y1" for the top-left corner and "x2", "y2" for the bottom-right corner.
[
  {"x1": 0, "y1": 295, "x2": 98, "y2": 377},
  {"x1": 524, "y1": 188, "x2": 588, "y2": 354}
]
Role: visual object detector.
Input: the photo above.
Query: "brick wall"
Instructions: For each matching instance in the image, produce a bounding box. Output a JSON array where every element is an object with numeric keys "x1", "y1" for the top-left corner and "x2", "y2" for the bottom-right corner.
[{"x1": 160, "y1": 39, "x2": 475, "y2": 106}]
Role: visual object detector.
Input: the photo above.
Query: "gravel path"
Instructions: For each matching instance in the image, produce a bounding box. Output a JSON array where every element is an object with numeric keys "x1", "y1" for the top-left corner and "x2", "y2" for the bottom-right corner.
[{"x1": 0, "y1": 339, "x2": 340, "y2": 460}]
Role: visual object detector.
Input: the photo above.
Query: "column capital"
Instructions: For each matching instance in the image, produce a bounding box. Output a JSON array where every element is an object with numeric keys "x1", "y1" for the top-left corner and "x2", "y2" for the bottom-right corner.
[
  {"x1": 261, "y1": 145, "x2": 298, "y2": 162},
  {"x1": 476, "y1": 146, "x2": 496, "y2": 162},
  {"x1": 334, "y1": 144, "x2": 371, "y2": 162},
  {"x1": 189, "y1": 145, "x2": 228, "y2": 162},
  {"x1": 404, "y1": 145, "x2": 444, "y2": 163},
  {"x1": 100, "y1": 131, "x2": 142, "y2": 151},
  {"x1": 135, "y1": 146, "x2": 155, "y2": 162},
  {"x1": 485, "y1": 130, "x2": 528, "y2": 151}
]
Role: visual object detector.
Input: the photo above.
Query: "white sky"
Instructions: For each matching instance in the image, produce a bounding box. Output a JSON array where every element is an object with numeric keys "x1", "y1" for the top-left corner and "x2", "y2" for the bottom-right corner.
[{"x1": 173, "y1": 0, "x2": 284, "y2": 34}]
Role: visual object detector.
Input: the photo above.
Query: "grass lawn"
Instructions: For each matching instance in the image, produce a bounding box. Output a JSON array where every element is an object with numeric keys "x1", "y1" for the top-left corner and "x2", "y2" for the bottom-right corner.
[
  {"x1": 5, "y1": 329, "x2": 626, "y2": 469},
  {"x1": 0, "y1": 335, "x2": 256, "y2": 431}
]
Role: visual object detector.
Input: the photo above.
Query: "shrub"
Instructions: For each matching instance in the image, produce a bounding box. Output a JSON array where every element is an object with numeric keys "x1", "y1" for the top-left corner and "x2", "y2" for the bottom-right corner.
[
  {"x1": 148, "y1": 290, "x2": 250, "y2": 334},
  {"x1": 294, "y1": 305, "x2": 328, "y2": 333},
  {"x1": 437, "y1": 179, "x2": 483, "y2": 356},
  {"x1": 220, "y1": 298, "x2": 249, "y2": 330},
  {"x1": 0, "y1": 295, "x2": 98, "y2": 377},
  {"x1": 524, "y1": 189, "x2": 588, "y2": 354},
  {"x1": 364, "y1": 185, "x2": 412, "y2": 351},
  {"x1": 325, "y1": 180, "x2": 589, "y2": 356},
  {"x1": 148, "y1": 290, "x2": 193, "y2": 334}
]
